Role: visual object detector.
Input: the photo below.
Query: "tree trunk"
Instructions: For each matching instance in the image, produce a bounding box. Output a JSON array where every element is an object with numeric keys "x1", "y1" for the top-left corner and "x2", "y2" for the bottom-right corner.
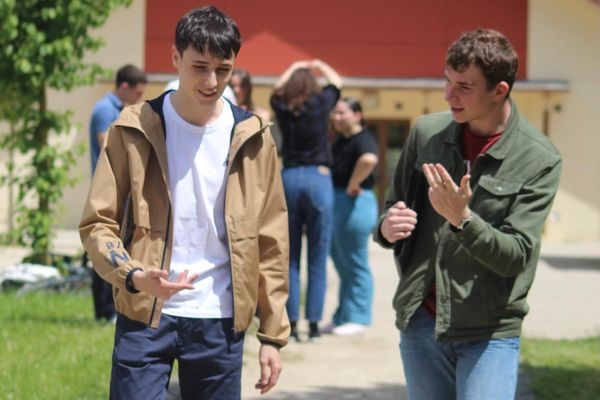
[{"x1": 34, "y1": 83, "x2": 51, "y2": 265}]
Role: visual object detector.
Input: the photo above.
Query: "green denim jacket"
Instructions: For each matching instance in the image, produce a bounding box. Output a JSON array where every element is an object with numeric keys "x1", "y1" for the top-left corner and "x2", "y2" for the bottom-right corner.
[{"x1": 374, "y1": 101, "x2": 562, "y2": 341}]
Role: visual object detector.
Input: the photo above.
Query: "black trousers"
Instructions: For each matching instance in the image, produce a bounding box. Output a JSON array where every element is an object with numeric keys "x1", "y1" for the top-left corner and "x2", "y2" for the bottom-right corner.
[{"x1": 86, "y1": 251, "x2": 115, "y2": 320}]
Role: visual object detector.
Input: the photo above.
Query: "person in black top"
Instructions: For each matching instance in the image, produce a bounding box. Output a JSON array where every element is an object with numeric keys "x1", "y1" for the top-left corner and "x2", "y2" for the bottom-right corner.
[
  {"x1": 326, "y1": 98, "x2": 379, "y2": 336},
  {"x1": 270, "y1": 59, "x2": 342, "y2": 341}
]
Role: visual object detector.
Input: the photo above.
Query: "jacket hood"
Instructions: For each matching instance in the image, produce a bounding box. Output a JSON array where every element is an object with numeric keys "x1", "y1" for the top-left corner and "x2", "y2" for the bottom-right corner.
[{"x1": 111, "y1": 91, "x2": 270, "y2": 184}]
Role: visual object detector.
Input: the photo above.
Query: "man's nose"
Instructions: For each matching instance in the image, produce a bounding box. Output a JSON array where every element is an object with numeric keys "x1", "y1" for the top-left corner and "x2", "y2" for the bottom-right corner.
[
  {"x1": 444, "y1": 84, "x2": 455, "y2": 102},
  {"x1": 206, "y1": 71, "x2": 217, "y2": 88}
]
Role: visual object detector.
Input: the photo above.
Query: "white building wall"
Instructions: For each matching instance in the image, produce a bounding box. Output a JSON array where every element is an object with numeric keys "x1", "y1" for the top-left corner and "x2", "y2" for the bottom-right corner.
[
  {"x1": 528, "y1": 0, "x2": 600, "y2": 241},
  {"x1": 50, "y1": 0, "x2": 146, "y2": 230}
]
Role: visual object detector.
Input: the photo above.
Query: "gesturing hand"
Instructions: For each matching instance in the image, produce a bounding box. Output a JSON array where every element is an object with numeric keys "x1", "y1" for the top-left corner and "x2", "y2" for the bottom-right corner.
[
  {"x1": 131, "y1": 269, "x2": 198, "y2": 300},
  {"x1": 422, "y1": 163, "x2": 472, "y2": 227},
  {"x1": 380, "y1": 201, "x2": 418, "y2": 243}
]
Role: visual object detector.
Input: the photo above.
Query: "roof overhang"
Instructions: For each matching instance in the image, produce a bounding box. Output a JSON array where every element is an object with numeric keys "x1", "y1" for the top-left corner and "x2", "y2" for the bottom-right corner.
[{"x1": 147, "y1": 74, "x2": 569, "y2": 92}]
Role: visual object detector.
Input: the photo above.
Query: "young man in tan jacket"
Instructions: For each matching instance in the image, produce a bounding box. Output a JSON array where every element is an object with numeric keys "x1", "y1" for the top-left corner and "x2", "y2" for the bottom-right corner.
[{"x1": 79, "y1": 6, "x2": 289, "y2": 399}]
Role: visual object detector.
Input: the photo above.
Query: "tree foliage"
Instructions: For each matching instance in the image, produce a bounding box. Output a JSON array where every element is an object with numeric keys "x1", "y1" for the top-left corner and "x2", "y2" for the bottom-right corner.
[{"x1": 0, "y1": 0, "x2": 132, "y2": 264}]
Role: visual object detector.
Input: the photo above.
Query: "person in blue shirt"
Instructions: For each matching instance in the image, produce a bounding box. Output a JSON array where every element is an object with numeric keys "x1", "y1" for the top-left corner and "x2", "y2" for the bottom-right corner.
[
  {"x1": 89, "y1": 64, "x2": 147, "y2": 175},
  {"x1": 88, "y1": 64, "x2": 146, "y2": 321}
]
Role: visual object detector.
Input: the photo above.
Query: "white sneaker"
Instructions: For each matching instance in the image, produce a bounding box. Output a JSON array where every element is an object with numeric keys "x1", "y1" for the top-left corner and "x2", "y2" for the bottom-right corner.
[
  {"x1": 332, "y1": 323, "x2": 368, "y2": 336},
  {"x1": 320, "y1": 322, "x2": 337, "y2": 334}
]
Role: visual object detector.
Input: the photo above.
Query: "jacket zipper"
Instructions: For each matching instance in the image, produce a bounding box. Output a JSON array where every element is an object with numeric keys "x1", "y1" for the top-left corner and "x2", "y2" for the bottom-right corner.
[{"x1": 148, "y1": 203, "x2": 171, "y2": 326}]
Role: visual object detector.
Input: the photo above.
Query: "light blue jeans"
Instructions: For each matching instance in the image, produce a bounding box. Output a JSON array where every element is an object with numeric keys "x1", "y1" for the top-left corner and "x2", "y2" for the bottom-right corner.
[
  {"x1": 282, "y1": 166, "x2": 333, "y2": 323},
  {"x1": 400, "y1": 306, "x2": 520, "y2": 400},
  {"x1": 330, "y1": 189, "x2": 377, "y2": 325}
]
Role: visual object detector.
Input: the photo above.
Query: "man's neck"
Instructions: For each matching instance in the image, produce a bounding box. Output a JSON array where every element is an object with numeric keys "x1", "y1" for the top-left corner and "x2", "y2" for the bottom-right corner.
[
  {"x1": 170, "y1": 92, "x2": 223, "y2": 126},
  {"x1": 113, "y1": 90, "x2": 126, "y2": 105},
  {"x1": 468, "y1": 99, "x2": 512, "y2": 136}
]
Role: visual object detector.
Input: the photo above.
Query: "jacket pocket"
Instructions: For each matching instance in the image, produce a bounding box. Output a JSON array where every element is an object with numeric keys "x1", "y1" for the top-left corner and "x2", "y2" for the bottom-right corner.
[
  {"x1": 228, "y1": 218, "x2": 260, "y2": 323},
  {"x1": 229, "y1": 218, "x2": 260, "y2": 269},
  {"x1": 473, "y1": 176, "x2": 523, "y2": 226}
]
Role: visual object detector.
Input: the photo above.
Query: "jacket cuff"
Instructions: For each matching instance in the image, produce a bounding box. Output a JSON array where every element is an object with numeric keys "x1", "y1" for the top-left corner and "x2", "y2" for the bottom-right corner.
[
  {"x1": 258, "y1": 340, "x2": 283, "y2": 350},
  {"x1": 453, "y1": 212, "x2": 486, "y2": 246},
  {"x1": 257, "y1": 332, "x2": 288, "y2": 349},
  {"x1": 111, "y1": 259, "x2": 144, "y2": 291}
]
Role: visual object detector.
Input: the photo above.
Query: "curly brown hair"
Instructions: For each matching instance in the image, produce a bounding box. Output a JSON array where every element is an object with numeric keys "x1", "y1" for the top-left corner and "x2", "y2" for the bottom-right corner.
[{"x1": 446, "y1": 29, "x2": 518, "y2": 96}]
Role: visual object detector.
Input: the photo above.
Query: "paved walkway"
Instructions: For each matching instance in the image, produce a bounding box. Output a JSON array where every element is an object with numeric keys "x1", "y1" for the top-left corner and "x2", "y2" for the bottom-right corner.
[
  {"x1": 2, "y1": 231, "x2": 599, "y2": 399},
  {"x1": 240, "y1": 240, "x2": 600, "y2": 399}
]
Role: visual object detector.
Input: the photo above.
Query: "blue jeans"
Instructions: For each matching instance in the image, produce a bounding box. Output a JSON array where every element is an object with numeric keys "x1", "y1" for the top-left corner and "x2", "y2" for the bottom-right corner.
[
  {"x1": 330, "y1": 189, "x2": 377, "y2": 325},
  {"x1": 110, "y1": 314, "x2": 244, "y2": 400},
  {"x1": 282, "y1": 166, "x2": 333, "y2": 322},
  {"x1": 400, "y1": 306, "x2": 520, "y2": 400}
]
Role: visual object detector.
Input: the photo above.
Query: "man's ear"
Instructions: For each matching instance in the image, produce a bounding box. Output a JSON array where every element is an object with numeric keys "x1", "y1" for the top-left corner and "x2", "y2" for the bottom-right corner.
[
  {"x1": 171, "y1": 45, "x2": 181, "y2": 69},
  {"x1": 495, "y1": 81, "x2": 510, "y2": 100},
  {"x1": 116, "y1": 82, "x2": 129, "y2": 92}
]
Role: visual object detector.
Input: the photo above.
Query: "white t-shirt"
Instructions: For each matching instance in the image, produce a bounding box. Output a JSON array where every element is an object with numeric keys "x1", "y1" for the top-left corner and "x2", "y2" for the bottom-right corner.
[{"x1": 161, "y1": 93, "x2": 234, "y2": 318}]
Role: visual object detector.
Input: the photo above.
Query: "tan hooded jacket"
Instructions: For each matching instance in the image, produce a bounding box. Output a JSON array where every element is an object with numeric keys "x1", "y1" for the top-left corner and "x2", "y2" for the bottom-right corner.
[{"x1": 79, "y1": 94, "x2": 290, "y2": 347}]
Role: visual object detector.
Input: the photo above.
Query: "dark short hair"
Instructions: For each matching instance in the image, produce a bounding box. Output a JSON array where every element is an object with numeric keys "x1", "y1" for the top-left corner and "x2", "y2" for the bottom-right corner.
[
  {"x1": 115, "y1": 64, "x2": 147, "y2": 87},
  {"x1": 175, "y1": 6, "x2": 241, "y2": 59},
  {"x1": 340, "y1": 97, "x2": 366, "y2": 127},
  {"x1": 446, "y1": 29, "x2": 518, "y2": 95}
]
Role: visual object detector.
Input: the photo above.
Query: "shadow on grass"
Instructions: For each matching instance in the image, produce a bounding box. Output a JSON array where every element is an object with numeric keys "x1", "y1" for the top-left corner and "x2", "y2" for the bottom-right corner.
[
  {"x1": 542, "y1": 256, "x2": 600, "y2": 271},
  {"x1": 521, "y1": 363, "x2": 600, "y2": 400}
]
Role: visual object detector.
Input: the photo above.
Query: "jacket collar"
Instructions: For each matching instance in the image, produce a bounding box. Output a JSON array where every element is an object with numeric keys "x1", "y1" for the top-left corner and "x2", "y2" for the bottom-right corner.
[
  {"x1": 112, "y1": 91, "x2": 267, "y2": 184},
  {"x1": 443, "y1": 99, "x2": 520, "y2": 161}
]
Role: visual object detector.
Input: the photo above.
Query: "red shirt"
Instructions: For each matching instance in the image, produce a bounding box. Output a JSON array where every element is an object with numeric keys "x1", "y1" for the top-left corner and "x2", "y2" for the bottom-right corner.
[{"x1": 423, "y1": 124, "x2": 503, "y2": 316}]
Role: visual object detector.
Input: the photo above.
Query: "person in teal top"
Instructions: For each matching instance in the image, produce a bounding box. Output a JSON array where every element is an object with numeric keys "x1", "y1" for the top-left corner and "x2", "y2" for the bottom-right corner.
[
  {"x1": 327, "y1": 98, "x2": 379, "y2": 336},
  {"x1": 374, "y1": 29, "x2": 561, "y2": 400}
]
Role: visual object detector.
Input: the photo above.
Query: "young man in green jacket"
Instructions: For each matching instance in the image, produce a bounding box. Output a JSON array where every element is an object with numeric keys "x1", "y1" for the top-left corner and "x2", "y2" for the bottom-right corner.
[
  {"x1": 374, "y1": 29, "x2": 561, "y2": 399},
  {"x1": 80, "y1": 6, "x2": 289, "y2": 399}
]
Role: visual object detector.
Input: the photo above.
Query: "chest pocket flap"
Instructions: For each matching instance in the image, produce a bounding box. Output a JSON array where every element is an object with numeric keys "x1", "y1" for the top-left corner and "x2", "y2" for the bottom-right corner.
[{"x1": 477, "y1": 175, "x2": 523, "y2": 196}]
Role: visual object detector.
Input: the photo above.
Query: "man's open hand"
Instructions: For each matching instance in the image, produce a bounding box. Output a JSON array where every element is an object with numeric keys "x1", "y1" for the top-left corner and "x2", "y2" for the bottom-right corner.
[{"x1": 131, "y1": 269, "x2": 198, "y2": 300}]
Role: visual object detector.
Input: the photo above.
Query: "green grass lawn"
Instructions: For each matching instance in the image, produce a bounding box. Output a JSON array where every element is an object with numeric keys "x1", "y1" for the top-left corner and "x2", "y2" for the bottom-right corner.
[
  {"x1": 0, "y1": 291, "x2": 114, "y2": 400},
  {"x1": 521, "y1": 337, "x2": 600, "y2": 400},
  {"x1": 2, "y1": 290, "x2": 599, "y2": 399}
]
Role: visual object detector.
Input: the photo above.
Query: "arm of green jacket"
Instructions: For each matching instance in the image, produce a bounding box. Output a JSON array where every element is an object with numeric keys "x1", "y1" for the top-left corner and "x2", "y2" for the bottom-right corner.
[
  {"x1": 256, "y1": 130, "x2": 291, "y2": 348},
  {"x1": 454, "y1": 159, "x2": 562, "y2": 278},
  {"x1": 79, "y1": 126, "x2": 143, "y2": 291},
  {"x1": 373, "y1": 119, "x2": 423, "y2": 248}
]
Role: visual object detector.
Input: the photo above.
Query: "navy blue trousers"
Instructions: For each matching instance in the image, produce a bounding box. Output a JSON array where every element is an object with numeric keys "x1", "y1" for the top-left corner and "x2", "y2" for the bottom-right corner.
[{"x1": 110, "y1": 313, "x2": 244, "y2": 400}]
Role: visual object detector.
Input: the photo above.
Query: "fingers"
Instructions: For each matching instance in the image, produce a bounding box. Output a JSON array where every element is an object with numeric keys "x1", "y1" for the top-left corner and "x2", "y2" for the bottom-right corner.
[
  {"x1": 423, "y1": 163, "x2": 443, "y2": 187},
  {"x1": 435, "y1": 164, "x2": 458, "y2": 190},
  {"x1": 424, "y1": 163, "x2": 461, "y2": 190},
  {"x1": 256, "y1": 353, "x2": 281, "y2": 394},
  {"x1": 148, "y1": 269, "x2": 169, "y2": 280},
  {"x1": 160, "y1": 280, "x2": 195, "y2": 291},
  {"x1": 382, "y1": 204, "x2": 418, "y2": 243},
  {"x1": 460, "y1": 174, "x2": 472, "y2": 197}
]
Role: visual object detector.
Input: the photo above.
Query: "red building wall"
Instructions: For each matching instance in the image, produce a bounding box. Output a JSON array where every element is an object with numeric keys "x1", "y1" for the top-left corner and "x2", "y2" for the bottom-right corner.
[{"x1": 145, "y1": 0, "x2": 527, "y2": 79}]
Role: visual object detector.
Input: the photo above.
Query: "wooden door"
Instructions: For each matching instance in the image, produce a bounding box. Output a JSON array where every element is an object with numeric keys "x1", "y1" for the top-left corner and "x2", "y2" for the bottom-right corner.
[{"x1": 365, "y1": 119, "x2": 411, "y2": 209}]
